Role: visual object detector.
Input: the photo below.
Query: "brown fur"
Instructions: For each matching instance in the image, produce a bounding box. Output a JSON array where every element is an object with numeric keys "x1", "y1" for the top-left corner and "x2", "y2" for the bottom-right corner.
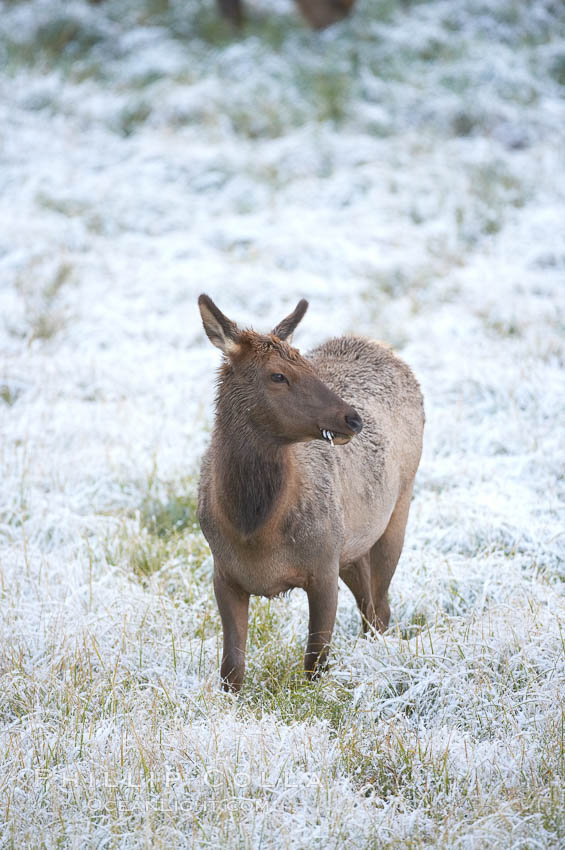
[
  {"x1": 197, "y1": 296, "x2": 424, "y2": 691},
  {"x1": 87, "y1": 0, "x2": 356, "y2": 31},
  {"x1": 218, "y1": 0, "x2": 357, "y2": 29}
]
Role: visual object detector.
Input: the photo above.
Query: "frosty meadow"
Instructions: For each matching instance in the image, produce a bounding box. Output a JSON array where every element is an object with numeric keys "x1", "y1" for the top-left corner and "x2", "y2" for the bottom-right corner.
[
  {"x1": 1, "y1": 0, "x2": 564, "y2": 846},
  {"x1": 197, "y1": 295, "x2": 424, "y2": 690}
]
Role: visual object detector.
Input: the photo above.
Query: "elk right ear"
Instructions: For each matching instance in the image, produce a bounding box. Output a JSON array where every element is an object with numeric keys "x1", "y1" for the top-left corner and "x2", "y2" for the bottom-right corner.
[
  {"x1": 272, "y1": 299, "x2": 309, "y2": 342},
  {"x1": 198, "y1": 294, "x2": 240, "y2": 355}
]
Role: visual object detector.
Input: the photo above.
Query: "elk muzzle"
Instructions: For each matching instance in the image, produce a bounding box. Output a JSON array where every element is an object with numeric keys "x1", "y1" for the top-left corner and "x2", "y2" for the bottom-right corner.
[{"x1": 320, "y1": 406, "x2": 363, "y2": 445}]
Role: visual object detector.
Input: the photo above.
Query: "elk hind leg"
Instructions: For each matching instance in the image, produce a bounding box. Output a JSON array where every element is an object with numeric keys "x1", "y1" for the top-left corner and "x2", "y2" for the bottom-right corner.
[{"x1": 369, "y1": 487, "x2": 414, "y2": 632}]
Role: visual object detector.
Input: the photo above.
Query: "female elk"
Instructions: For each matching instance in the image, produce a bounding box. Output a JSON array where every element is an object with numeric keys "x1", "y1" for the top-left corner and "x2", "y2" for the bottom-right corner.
[{"x1": 197, "y1": 295, "x2": 424, "y2": 691}]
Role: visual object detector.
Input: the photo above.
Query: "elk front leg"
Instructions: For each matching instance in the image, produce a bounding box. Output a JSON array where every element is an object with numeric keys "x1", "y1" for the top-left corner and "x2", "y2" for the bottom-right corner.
[
  {"x1": 340, "y1": 554, "x2": 377, "y2": 633},
  {"x1": 213, "y1": 570, "x2": 249, "y2": 692},
  {"x1": 304, "y1": 575, "x2": 338, "y2": 680}
]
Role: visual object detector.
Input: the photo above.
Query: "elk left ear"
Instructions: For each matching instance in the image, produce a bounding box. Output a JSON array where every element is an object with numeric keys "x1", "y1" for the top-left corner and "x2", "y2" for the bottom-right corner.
[
  {"x1": 272, "y1": 299, "x2": 309, "y2": 342},
  {"x1": 198, "y1": 294, "x2": 241, "y2": 356}
]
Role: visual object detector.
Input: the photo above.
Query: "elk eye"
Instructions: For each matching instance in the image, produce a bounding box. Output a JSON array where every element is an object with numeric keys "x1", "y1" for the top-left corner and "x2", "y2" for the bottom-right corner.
[{"x1": 270, "y1": 373, "x2": 287, "y2": 384}]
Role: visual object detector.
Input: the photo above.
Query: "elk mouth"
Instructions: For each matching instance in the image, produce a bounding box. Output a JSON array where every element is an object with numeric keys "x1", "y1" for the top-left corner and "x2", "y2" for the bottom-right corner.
[{"x1": 320, "y1": 428, "x2": 353, "y2": 447}]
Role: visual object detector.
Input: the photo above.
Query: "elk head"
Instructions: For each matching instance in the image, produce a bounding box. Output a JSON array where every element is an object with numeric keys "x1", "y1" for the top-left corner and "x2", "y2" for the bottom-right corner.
[{"x1": 198, "y1": 294, "x2": 363, "y2": 446}]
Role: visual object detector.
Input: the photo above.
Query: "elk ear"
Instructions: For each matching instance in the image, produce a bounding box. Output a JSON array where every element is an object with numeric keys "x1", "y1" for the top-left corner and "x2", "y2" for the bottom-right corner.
[
  {"x1": 198, "y1": 294, "x2": 240, "y2": 355},
  {"x1": 272, "y1": 298, "x2": 309, "y2": 342}
]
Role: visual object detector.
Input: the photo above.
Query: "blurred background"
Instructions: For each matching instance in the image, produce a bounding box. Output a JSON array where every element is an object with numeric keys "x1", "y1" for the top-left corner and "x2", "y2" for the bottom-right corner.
[
  {"x1": 2, "y1": 0, "x2": 564, "y2": 436},
  {"x1": 2, "y1": 0, "x2": 564, "y2": 498}
]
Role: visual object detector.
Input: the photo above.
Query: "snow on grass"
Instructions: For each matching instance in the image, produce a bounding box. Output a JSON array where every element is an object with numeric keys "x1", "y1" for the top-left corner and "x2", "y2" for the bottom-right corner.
[{"x1": 1, "y1": 0, "x2": 564, "y2": 846}]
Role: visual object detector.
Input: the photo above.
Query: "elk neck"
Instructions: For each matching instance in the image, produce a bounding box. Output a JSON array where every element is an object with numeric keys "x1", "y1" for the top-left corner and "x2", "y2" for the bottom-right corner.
[{"x1": 212, "y1": 393, "x2": 296, "y2": 539}]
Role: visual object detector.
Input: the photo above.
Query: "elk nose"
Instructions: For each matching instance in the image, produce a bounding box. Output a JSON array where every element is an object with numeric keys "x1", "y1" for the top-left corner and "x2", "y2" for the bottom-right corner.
[{"x1": 345, "y1": 411, "x2": 363, "y2": 434}]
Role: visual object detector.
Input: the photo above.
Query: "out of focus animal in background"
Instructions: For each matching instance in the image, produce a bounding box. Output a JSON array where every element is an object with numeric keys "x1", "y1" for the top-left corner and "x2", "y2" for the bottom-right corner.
[
  {"x1": 87, "y1": 0, "x2": 357, "y2": 31},
  {"x1": 218, "y1": 0, "x2": 357, "y2": 29}
]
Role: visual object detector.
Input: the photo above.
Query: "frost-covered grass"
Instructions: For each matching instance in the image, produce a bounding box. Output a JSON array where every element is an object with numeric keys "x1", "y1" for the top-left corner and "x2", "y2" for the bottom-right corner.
[{"x1": 1, "y1": 0, "x2": 565, "y2": 847}]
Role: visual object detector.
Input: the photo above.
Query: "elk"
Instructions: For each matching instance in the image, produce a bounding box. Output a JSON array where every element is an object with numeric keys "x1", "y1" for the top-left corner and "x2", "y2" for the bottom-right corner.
[
  {"x1": 218, "y1": 0, "x2": 357, "y2": 29},
  {"x1": 197, "y1": 295, "x2": 424, "y2": 691}
]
